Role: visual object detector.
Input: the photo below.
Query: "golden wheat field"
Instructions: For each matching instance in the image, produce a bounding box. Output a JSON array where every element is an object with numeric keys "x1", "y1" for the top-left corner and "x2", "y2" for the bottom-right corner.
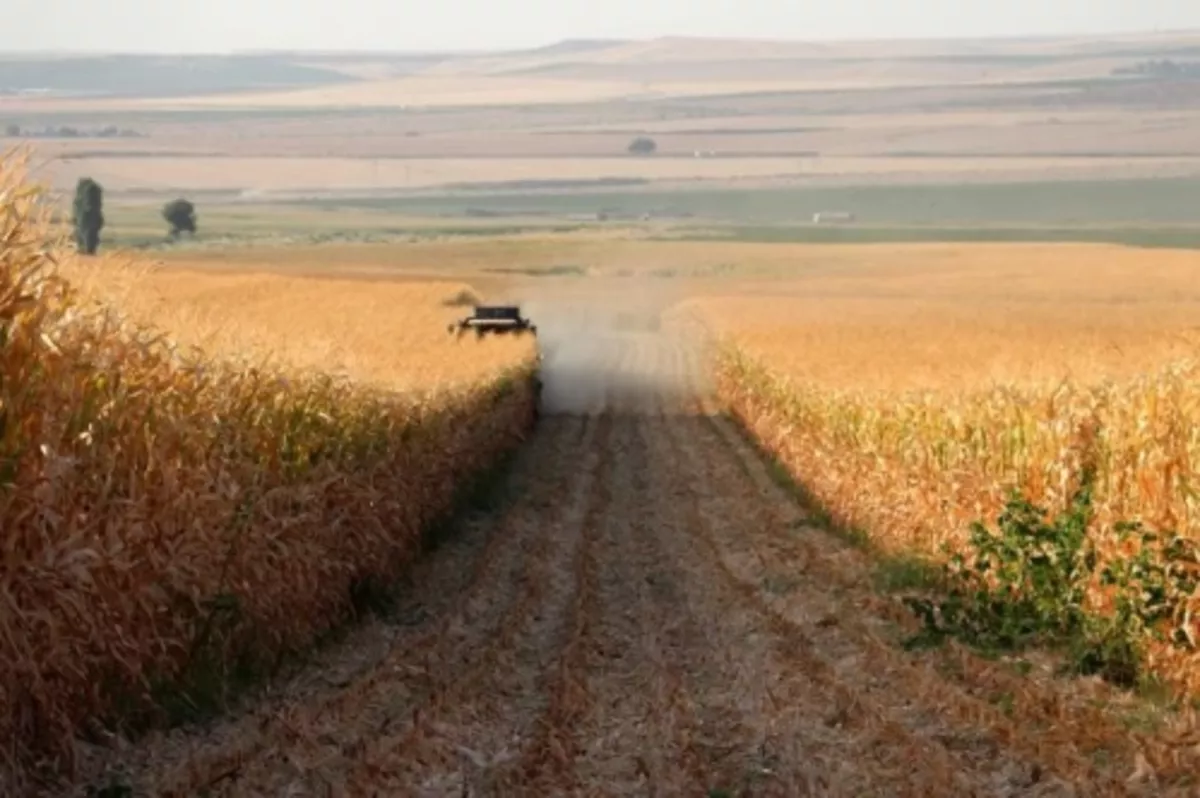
[
  {"x1": 63, "y1": 262, "x2": 534, "y2": 393},
  {"x1": 688, "y1": 241, "x2": 1200, "y2": 390},
  {"x1": 0, "y1": 157, "x2": 537, "y2": 791}
]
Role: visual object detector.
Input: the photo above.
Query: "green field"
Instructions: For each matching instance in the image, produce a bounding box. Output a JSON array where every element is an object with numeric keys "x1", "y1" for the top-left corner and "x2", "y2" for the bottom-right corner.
[
  {"x1": 292, "y1": 177, "x2": 1200, "y2": 226},
  {"x1": 86, "y1": 175, "x2": 1200, "y2": 252},
  {"x1": 85, "y1": 203, "x2": 591, "y2": 249}
]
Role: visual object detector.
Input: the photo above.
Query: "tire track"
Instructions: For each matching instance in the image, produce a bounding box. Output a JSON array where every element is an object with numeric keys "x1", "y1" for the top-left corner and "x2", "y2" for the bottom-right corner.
[
  {"x1": 495, "y1": 332, "x2": 659, "y2": 794},
  {"x1": 521, "y1": 333, "x2": 715, "y2": 795},
  {"x1": 498, "y1": 417, "x2": 619, "y2": 794},
  {"x1": 629, "y1": 378, "x2": 763, "y2": 793}
]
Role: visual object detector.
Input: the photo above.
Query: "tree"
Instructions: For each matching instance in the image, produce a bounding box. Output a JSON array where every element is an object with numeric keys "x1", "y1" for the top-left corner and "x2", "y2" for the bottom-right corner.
[
  {"x1": 3, "y1": 123, "x2": 19, "y2": 137},
  {"x1": 162, "y1": 198, "x2": 197, "y2": 239},
  {"x1": 627, "y1": 136, "x2": 657, "y2": 155},
  {"x1": 72, "y1": 177, "x2": 104, "y2": 256}
]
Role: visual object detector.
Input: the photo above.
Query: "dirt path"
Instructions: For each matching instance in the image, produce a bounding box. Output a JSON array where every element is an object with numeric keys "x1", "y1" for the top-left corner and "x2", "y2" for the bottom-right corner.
[{"x1": 53, "y1": 313, "x2": 1163, "y2": 797}]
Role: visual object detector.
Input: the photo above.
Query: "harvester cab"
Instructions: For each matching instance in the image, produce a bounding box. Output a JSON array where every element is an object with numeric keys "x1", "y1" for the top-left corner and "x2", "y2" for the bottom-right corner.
[{"x1": 448, "y1": 304, "x2": 538, "y2": 339}]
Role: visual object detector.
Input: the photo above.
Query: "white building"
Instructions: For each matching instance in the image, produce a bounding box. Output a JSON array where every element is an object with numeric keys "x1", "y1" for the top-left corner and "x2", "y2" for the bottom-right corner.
[{"x1": 813, "y1": 211, "x2": 855, "y2": 224}]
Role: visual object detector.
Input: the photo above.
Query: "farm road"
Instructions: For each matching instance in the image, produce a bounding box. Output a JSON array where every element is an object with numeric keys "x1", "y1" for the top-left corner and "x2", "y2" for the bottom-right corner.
[{"x1": 58, "y1": 301, "x2": 1146, "y2": 797}]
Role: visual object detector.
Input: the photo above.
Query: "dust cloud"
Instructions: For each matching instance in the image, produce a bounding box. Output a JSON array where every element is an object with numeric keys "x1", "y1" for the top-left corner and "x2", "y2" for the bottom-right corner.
[{"x1": 502, "y1": 277, "x2": 699, "y2": 416}]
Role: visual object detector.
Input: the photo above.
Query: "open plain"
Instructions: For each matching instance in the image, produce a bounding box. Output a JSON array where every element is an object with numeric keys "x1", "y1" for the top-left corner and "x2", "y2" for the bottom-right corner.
[
  {"x1": 7, "y1": 30, "x2": 1200, "y2": 213},
  {"x1": 7, "y1": 29, "x2": 1200, "y2": 797}
]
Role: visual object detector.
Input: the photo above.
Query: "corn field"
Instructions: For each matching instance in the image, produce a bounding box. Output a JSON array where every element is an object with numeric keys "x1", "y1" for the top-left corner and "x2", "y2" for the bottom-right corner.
[
  {"x1": 712, "y1": 331, "x2": 1200, "y2": 694},
  {"x1": 0, "y1": 155, "x2": 538, "y2": 789}
]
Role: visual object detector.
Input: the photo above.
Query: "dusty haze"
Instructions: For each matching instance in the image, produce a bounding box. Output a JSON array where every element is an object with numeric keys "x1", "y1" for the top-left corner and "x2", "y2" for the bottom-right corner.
[{"x1": 501, "y1": 275, "x2": 696, "y2": 415}]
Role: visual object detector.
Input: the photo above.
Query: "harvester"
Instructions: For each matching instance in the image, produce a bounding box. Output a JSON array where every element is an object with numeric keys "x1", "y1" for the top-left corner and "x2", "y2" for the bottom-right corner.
[{"x1": 448, "y1": 304, "x2": 538, "y2": 339}]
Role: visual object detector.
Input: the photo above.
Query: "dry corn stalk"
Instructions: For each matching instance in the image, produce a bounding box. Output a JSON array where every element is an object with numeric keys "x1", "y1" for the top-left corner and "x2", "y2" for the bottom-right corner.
[
  {"x1": 711, "y1": 336, "x2": 1200, "y2": 694},
  {"x1": 0, "y1": 151, "x2": 538, "y2": 791}
]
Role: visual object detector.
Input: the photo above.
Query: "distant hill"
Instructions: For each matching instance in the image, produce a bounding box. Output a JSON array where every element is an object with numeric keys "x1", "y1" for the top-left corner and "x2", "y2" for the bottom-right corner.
[
  {"x1": 0, "y1": 54, "x2": 357, "y2": 98},
  {"x1": 8, "y1": 31, "x2": 1200, "y2": 106}
]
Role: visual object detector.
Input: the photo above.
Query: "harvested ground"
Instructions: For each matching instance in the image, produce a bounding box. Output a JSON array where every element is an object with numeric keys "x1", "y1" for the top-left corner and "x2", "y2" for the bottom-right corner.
[{"x1": 50, "y1": 301, "x2": 1162, "y2": 797}]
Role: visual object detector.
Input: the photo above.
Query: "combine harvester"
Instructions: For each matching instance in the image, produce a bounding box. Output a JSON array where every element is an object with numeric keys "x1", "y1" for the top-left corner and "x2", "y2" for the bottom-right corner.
[
  {"x1": 448, "y1": 304, "x2": 538, "y2": 339},
  {"x1": 448, "y1": 304, "x2": 546, "y2": 414}
]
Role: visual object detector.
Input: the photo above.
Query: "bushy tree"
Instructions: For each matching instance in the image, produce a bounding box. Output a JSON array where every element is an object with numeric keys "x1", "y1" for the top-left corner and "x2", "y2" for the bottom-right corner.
[
  {"x1": 162, "y1": 198, "x2": 197, "y2": 238},
  {"x1": 627, "y1": 136, "x2": 657, "y2": 155},
  {"x1": 71, "y1": 177, "x2": 104, "y2": 255},
  {"x1": 3, "y1": 123, "x2": 19, "y2": 137}
]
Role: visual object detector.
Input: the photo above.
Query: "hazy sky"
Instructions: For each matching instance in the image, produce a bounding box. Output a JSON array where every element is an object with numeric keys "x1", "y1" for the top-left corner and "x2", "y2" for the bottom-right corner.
[{"x1": 7, "y1": 0, "x2": 1200, "y2": 53}]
